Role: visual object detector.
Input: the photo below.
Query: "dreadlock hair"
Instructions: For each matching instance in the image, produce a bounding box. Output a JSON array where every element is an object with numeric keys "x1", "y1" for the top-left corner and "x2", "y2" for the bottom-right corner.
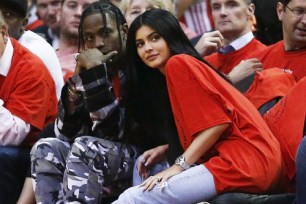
[{"x1": 78, "y1": 1, "x2": 127, "y2": 52}]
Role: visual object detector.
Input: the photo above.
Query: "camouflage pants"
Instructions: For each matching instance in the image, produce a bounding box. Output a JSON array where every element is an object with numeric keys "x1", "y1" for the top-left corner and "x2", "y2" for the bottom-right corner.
[{"x1": 31, "y1": 136, "x2": 140, "y2": 204}]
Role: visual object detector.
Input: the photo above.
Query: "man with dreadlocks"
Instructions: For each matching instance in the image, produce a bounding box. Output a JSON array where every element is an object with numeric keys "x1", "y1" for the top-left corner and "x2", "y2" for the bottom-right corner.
[{"x1": 30, "y1": 1, "x2": 142, "y2": 203}]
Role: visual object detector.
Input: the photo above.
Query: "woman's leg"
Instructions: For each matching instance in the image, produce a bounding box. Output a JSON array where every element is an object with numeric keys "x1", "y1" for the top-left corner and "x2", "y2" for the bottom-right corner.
[
  {"x1": 31, "y1": 138, "x2": 70, "y2": 203},
  {"x1": 114, "y1": 165, "x2": 217, "y2": 204},
  {"x1": 64, "y1": 136, "x2": 140, "y2": 204}
]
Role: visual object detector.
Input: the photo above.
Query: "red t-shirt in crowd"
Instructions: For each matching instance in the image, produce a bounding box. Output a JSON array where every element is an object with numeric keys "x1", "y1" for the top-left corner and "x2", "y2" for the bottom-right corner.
[
  {"x1": 244, "y1": 68, "x2": 296, "y2": 109},
  {"x1": 250, "y1": 40, "x2": 306, "y2": 82},
  {"x1": 263, "y1": 77, "x2": 306, "y2": 192},
  {"x1": 165, "y1": 54, "x2": 282, "y2": 194},
  {"x1": 0, "y1": 38, "x2": 58, "y2": 146}
]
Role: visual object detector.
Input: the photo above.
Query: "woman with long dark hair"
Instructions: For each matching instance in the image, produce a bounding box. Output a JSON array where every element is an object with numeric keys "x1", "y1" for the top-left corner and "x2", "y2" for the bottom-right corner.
[{"x1": 113, "y1": 9, "x2": 282, "y2": 203}]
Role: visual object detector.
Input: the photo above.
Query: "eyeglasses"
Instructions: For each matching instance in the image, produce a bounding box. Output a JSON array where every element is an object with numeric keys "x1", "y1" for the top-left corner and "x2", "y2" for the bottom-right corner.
[{"x1": 286, "y1": 5, "x2": 306, "y2": 18}]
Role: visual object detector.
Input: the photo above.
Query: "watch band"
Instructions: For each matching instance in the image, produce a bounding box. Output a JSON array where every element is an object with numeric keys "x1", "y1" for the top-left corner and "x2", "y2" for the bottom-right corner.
[{"x1": 175, "y1": 155, "x2": 190, "y2": 170}]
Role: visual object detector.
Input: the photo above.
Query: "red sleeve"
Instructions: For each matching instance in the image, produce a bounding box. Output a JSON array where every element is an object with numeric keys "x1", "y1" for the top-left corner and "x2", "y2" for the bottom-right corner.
[{"x1": 166, "y1": 55, "x2": 231, "y2": 147}]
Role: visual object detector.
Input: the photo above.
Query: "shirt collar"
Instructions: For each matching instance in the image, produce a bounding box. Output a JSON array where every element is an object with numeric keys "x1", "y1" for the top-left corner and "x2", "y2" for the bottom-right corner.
[
  {"x1": 229, "y1": 32, "x2": 254, "y2": 51},
  {"x1": 0, "y1": 38, "x2": 13, "y2": 77}
]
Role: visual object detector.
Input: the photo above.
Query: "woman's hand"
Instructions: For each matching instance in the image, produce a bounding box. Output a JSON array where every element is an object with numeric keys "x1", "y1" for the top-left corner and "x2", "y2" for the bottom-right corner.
[
  {"x1": 140, "y1": 124, "x2": 229, "y2": 191},
  {"x1": 137, "y1": 145, "x2": 169, "y2": 180},
  {"x1": 140, "y1": 164, "x2": 183, "y2": 191}
]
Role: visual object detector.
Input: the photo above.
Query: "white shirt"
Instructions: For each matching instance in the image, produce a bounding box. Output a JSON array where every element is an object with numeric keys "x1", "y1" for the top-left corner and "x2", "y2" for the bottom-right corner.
[
  {"x1": 19, "y1": 30, "x2": 64, "y2": 99},
  {"x1": 0, "y1": 38, "x2": 30, "y2": 146},
  {"x1": 230, "y1": 31, "x2": 254, "y2": 51}
]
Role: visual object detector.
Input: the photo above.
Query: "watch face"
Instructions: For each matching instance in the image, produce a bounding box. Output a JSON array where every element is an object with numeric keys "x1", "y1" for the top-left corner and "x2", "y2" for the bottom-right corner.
[
  {"x1": 175, "y1": 155, "x2": 183, "y2": 164},
  {"x1": 175, "y1": 155, "x2": 190, "y2": 170}
]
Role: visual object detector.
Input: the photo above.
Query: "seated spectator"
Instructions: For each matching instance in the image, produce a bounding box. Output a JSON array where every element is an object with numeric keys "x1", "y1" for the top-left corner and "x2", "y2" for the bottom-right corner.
[
  {"x1": 0, "y1": 0, "x2": 64, "y2": 99},
  {"x1": 248, "y1": 0, "x2": 306, "y2": 82},
  {"x1": 31, "y1": 2, "x2": 142, "y2": 203},
  {"x1": 56, "y1": 0, "x2": 95, "y2": 81},
  {"x1": 119, "y1": 0, "x2": 198, "y2": 39},
  {"x1": 204, "y1": 0, "x2": 266, "y2": 81},
  {"x1": 33, "y1": 0, "x2": 62, "y2": 49},
  {"x1": 199, "y1": 0, "x2": 295, "y2": 113},
  {"x1": 113, "y1": 9, "x2": 282, "y2": 203},
  {"x1": 0, "y1": 10, "x2": 57, "y2": 204}
]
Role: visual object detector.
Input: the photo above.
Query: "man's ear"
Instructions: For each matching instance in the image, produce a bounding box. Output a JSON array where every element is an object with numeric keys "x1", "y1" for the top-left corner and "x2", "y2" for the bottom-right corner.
[
  {"x1": 276, "y1": 2, "x2": 284, "y2": 21},
  {"x1": 0, "y1": 26, "x2": 9, "y2": 44},
  {"x1": 121, "y1": 23, "x2": 128, "y2": 40},
  {"x1": 247, "y1": 3, "x2": 255, "y2": 19},
  {"x1": 21, "y1": 17, "x2": 28, "y2": 31}
]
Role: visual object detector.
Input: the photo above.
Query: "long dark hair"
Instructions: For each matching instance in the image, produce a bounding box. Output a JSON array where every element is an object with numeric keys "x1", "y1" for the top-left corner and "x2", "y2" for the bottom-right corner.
[{"x1": 125, "y1": 9, "x2": 229, "y2": 111}]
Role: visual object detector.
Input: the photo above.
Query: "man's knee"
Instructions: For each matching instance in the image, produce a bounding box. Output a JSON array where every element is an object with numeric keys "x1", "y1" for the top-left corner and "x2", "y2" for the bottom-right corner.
[{"x1": 30, "y1": 138, "x2": 70, "y2": 174}]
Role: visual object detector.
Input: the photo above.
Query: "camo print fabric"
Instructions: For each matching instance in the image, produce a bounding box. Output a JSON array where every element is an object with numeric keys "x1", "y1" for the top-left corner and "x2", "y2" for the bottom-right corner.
[
  {"x1": 31, "y1": 136, "x2": 140, "y2": 204},
  {"x1": 31, "y1": 138, "x2": 70, "y2": 204}
]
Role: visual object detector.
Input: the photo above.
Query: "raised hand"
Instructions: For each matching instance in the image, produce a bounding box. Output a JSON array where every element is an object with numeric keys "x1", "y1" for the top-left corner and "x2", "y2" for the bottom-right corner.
[
  {"x1": 74, "y1": 48, "x2": 117, "y2": 74},
  {"x1": 195, "y1": 30, "x2": 224, "y2": 56}
]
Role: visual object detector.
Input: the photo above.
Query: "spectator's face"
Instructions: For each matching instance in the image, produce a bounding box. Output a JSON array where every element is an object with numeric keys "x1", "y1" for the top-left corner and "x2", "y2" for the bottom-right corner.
[
  {"x1": 211, "y1": 0, "x2": 254, "y2": 40},
  {"x1": 36, "y1": 0, "x2": 62, "y2": 31},
  {"x1": 124, "y1": 0, "x2": 160, "y2": 27},
  {"x1": 82, "y1": 12, "x2": 127, "y2": 64},
  {"x1": 60, "y1": 0, "x2": 96, "y2": 38},
  {"x1": 277, "y1": 0, "x2": 306, "y2": 50},
  {"x1": 0, "y1": 5, "x2": 26, "y2": 39},
  {"x1": 135, "y1": 25, "x2": 171, "y2": 73}
]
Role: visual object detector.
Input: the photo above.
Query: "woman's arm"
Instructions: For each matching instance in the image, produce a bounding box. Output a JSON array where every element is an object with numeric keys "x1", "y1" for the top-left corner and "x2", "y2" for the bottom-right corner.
[
  {"x1": 183, "y1": 123, "x2": 229, "y2": 166},
  {"x1": 141, "y1": 123, "x2": 229, "y2": 191}
]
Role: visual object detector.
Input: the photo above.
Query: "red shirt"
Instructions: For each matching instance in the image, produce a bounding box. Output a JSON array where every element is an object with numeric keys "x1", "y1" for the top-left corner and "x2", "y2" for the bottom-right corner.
[
  {"x1": 0, "y1": 38, "x2": 58, "y2": 146},
  {"x1": 244, "y1": 68, "x2": 296, "y2": 109},
  {"x1": 205, "y1": 38, "x2": 266, "y2": 74},
  {"x1": 263, "y1": 77, "x2": 306, "y2": 192},
  {"x1": 250, "y1": 40, "x2": 306, "y2": 81},
  {"x1": 166, "y1": 54, "x2": 282, "y2": 194}
]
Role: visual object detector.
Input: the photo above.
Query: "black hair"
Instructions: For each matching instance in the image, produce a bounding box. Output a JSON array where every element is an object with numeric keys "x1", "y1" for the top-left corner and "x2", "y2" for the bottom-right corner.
[
  {"x1": 78, "y1": 1, "x2": 126, "y2": 52},
  {"x1": 125, "y1": 9, "x2": 192, "y2": 161}
]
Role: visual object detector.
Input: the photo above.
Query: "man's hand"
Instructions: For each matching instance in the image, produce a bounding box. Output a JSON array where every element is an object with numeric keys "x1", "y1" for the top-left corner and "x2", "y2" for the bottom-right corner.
[
  {"x1": 195, "y1": 30, "x2": 224, "y2": 56},
  {"x1": 229, "y1": 58, "x2": 263, "y2": 84},
  {"x1": 74, "y1": 48, "x2": 117, "y2": 74}
]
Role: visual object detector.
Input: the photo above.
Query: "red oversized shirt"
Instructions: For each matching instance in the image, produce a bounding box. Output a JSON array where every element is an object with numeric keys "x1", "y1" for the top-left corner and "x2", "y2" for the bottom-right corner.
[{"x1": 165, "y1": 54, "x2": 282, "y2": 194}]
